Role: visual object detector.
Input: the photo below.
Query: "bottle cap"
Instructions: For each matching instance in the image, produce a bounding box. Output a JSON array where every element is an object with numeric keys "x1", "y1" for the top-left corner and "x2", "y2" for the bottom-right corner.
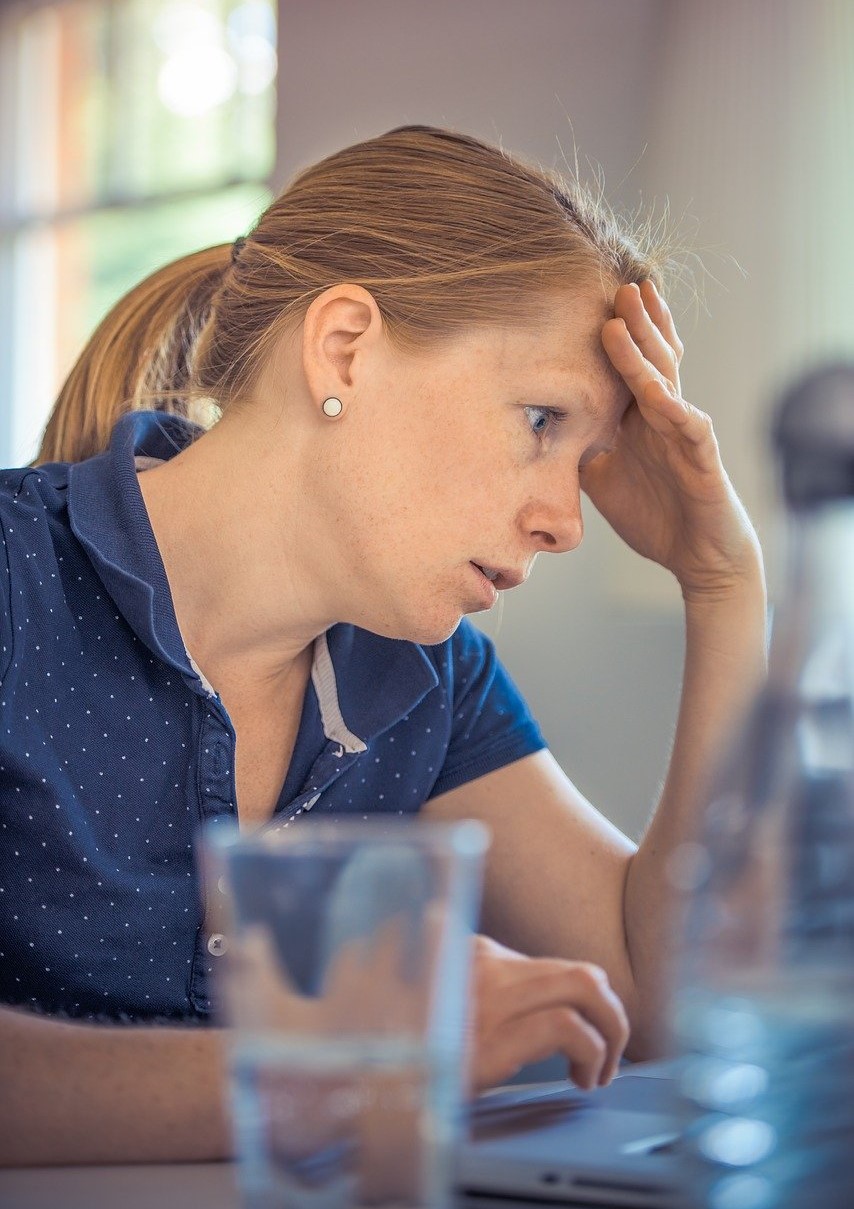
[{"x1": 773, "y1": 362, "x2": 854, "y2": 506}]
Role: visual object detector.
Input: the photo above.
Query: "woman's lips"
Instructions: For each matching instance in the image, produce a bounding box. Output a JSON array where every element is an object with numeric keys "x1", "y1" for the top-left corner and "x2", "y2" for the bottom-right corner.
[
  {"x1": 470, "y1": 563, "x2": 527, "y2": 592},
  {"x1": 470, "y1": 562, "x2": 499, "y2": 606}
]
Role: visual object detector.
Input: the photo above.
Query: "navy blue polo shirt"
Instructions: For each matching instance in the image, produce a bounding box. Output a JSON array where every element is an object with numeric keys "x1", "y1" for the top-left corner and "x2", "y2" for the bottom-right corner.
[{"x1": 0, "y1": 411, "x2": 546, "y2": 1022}]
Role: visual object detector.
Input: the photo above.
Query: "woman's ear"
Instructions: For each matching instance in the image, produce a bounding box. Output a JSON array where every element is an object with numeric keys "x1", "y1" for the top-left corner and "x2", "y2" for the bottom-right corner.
[{"x1": 301, "y1": 285, "x2": 385, "y2": 408}]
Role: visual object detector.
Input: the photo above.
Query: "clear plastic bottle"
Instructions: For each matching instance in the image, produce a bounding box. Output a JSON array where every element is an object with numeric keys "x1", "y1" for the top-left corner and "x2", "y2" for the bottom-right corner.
[{"x1": 669, "y1": 364, "x2": 854, "y2": 1209}]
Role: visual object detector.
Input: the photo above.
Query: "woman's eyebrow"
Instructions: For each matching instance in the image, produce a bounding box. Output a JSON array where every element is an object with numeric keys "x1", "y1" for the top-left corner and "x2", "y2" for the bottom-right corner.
[
  {"x1": 551, "y1": 385, "x2": 600, "y2": 419},
  {"x1": 577, "y1": 383, "x2": 628, "y2": 429},
  {"x1": 574, "y1": 387, "x2": 596, "y2": 416}
]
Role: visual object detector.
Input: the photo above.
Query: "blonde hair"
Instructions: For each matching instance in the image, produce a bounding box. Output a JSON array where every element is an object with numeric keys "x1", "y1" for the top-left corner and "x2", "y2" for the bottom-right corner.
[{"x1": 36, "y1": 125, "x2": 677, "y2": 466}]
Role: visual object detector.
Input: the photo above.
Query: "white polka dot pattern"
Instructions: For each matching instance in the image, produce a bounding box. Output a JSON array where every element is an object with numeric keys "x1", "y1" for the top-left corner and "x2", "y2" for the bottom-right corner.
[{"x1": 0, "y1": 413, "x2": 546, "y2": 1022}]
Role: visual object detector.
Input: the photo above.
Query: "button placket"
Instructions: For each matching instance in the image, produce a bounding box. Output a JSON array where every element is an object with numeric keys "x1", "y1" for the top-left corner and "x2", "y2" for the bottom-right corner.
[
  {"x1": 190, "y1": 710, "x2": 237, "y2": 1012},
  {"x1": 198, "y1": 710, "x2": 236, "y2": 817},
  {"x1": 273, "y1": 743, "x2": 367, "y2": 827}
]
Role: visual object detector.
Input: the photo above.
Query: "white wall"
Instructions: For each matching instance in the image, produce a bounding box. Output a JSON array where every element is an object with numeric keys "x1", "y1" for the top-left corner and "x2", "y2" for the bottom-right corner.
[
  {"x1": 277, "y1": 0, "x2": 666, "y2": 200},
  {"x1": 637, "y1": 0, "x2": 854, "y2": 599},
  {"x1": 276, "y1": 0, "x2": 854, "y2": 838}
]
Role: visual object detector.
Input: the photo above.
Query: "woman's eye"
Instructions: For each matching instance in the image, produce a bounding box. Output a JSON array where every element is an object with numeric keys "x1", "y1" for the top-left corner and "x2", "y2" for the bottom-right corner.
[{"x1": 524, "y1": 406, "x2": 564, "y2": 438}]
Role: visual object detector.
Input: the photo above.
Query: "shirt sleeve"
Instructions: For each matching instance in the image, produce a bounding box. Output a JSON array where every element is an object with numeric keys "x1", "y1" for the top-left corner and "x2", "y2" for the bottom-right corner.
[{"x1": 428, "y1": 619, "x2": 547, "y2": 799}]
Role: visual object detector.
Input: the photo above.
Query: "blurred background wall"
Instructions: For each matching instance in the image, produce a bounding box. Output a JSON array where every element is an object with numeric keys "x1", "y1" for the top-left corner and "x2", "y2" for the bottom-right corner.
[{"x1": 1, "y1": 0, "x2": 852, "y2": 839}]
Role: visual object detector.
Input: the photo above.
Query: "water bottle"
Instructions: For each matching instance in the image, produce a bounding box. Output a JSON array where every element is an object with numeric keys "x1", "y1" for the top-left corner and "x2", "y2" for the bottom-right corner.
[{"x1": 669, "y1": 364, "x2": 854, "y2": 1209}]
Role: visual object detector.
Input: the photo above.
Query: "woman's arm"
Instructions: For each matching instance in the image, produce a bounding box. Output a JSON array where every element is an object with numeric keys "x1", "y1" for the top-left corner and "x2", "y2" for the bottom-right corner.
[
  {"x1": 623, "y1": 567, "x2": 767, "y2": 1053},
  {"x1": 423, "y1": 565, "x2": 765, "y2": 1060},
  {"x1": 1, "y1": 948, "x2": 630, "y2": 1165},
  {"x1": 0, "y1": 1004, "x2": 232, "y2": 1166},
  {"x1": 426, "y1": 277, "x2": 768, "y2": 1059}
]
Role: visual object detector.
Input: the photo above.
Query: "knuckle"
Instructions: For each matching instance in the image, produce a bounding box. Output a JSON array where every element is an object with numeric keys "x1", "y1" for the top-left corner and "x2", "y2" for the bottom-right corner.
[
  {"x1": 472, "y1": 934, "x2": 493, "y2": 959},
  {"x1": 575, "y1": 962, "x2": 610, "y2": 991},
  {"x1": 472, "y1": 934, "x2": 513, "y2": 972}
]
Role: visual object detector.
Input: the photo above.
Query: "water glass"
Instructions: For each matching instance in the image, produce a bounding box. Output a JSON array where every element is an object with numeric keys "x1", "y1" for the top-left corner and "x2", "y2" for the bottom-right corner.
[{"x1": 201, "y1": 817, "x2": 489, "y2": 1209}]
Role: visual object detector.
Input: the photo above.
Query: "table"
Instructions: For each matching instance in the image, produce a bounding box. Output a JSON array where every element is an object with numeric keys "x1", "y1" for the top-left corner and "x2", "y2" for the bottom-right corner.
[
  {"x1": 0, "y1": 1162, "x2": 240, "y2": 1209},
  {"x1": 0, "y1": 1162, "x2": 612, "y2": 1209},
  {"x1": 1, "y1": 1063, "x2": 675, "y2": 1208}
]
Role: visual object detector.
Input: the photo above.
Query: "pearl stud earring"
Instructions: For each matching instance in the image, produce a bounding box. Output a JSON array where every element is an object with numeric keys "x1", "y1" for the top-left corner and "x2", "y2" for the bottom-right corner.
[{"x1": 322, "y1": 397, "x2": 343, "y2": 418}]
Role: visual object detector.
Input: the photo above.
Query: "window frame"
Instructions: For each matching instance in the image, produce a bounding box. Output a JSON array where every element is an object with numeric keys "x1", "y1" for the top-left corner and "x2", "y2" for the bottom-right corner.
[{"x1": 0, "y1": 0, "x2": 283, "y2": 467}]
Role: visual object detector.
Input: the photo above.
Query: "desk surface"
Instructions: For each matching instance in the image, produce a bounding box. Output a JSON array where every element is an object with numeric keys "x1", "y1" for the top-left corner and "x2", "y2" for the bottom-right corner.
[
  {"x1": 1, "y1": 1163, "x2": 240, "y2": 1209},
  {"x1": 0, "y1": 1162, "x2": 610, "y2": 1209},
  {"x1": 0, "y1": 1065, "x2": 677, "y2": 1209},
  {"x1": 0, "y1": 1162, "x2": 237, "y2": 1209}
]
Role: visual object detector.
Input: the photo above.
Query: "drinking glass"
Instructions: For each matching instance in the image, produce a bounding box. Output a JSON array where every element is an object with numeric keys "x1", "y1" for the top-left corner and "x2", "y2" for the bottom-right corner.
[{"x1": 202, "y1": 817, "x2": 490, "y2": 1209}]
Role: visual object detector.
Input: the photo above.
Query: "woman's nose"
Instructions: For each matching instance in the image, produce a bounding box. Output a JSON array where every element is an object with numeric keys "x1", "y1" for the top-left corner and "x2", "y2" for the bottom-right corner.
[{"x1": 521, "y1": 479, "x2": 584, "y2": 554}]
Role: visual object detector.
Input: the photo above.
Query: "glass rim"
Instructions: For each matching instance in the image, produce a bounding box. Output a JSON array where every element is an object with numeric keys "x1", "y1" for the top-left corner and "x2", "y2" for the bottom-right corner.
[{"x1": 201, "y1": 815, "x2": 491, "y2": 858}]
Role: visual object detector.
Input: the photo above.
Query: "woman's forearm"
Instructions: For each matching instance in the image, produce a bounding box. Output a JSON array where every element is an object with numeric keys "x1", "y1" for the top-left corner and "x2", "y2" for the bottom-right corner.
[
  {"x1": 622, "y1": 557, "x2": 768, "y2": 1056},
  {"x1": 0, "y1": 1004, "x2": 233, "y2": 1166}
]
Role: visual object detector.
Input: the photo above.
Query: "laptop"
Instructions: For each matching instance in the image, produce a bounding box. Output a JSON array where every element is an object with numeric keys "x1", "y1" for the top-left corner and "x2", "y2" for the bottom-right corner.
[{"x1": 455, "y1": 1059, "x2": 690, "y2": 1207}]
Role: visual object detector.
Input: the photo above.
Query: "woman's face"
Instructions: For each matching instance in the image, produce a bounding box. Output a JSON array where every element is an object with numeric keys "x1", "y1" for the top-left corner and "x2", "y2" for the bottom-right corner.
[{"x1": 300, "y1": 286, "x2": 632, "y2": 645}]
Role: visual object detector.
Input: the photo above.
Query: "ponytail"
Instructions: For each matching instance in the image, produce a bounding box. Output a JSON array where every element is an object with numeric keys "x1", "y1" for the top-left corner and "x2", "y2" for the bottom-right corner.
[{"x1": 34, "y1": 244, "x2": 231, "y2": 465}]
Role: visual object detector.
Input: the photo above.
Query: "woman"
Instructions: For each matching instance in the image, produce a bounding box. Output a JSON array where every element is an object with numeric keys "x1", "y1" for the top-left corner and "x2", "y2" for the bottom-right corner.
[{"x1": 0, "y1": 125, "x2": 766, "y2": 1164}]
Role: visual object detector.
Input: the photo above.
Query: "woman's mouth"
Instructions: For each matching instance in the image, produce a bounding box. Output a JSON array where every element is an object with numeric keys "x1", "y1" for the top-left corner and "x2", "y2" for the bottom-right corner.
[
  {"x1": 470, "y1": 563, "x2": 527, "y2": 592},
  {"x1": 470, "y1": 562, "x2": 500, "y2": 607}
]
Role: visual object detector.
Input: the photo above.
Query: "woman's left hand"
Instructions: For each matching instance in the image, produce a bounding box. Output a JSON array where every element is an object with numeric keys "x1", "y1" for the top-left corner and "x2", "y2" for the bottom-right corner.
[{"x1": 581, "y1": 280, "x2": 761, "y2": 600}]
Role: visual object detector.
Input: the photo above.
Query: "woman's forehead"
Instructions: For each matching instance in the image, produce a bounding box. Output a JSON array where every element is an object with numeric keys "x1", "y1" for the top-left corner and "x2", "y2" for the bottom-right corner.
[
  {"x1": 502, "y1": 314, "x2": 629, "y2": 410},
  {"x1": 455, "y1": 310, "x2": 602, "y2": 372},
  {"x1": 412, "y1": 292, "x2": 629, "y2": 414}
]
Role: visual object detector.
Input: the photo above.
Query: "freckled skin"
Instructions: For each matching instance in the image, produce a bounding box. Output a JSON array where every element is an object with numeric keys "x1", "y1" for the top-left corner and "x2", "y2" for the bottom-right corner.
[
  {"x1": 276, "y1": 284, "x2": 630, "y2": 646},
  {"x1": 137, "y1": 283, "x2": 631, "y2": 681}
]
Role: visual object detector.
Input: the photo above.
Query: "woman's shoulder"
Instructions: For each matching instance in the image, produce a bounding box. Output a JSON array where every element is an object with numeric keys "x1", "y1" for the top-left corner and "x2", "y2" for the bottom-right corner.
[
  {"x1": 0, "y1": 462, "x2": 73, "y2": 579},
  {"x1": 0, "y1": 462, "x2": 74, "y2": 627},
  {"x1": 0, "y1": 459, "x2": 71, "y2": 516}
]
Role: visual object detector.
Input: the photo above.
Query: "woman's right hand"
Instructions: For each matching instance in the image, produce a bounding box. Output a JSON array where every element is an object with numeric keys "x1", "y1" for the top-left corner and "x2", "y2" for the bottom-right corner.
[{"x1": 467, "y1": 934, "x2": 630, "y2": 1095}]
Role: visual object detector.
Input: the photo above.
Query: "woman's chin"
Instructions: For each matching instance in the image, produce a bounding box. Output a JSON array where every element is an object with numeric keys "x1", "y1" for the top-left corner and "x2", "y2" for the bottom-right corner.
[
  {"x1": 357, "y1": 604, "x2": 464, "y2": 647},
  {"x1": 412, "y1": 617, "x2": 464, "y2": 646}
]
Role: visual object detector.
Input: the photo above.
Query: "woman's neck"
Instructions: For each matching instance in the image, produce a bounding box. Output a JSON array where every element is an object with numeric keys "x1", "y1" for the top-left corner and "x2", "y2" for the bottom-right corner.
[{"x1": 135, "y1": 413, "x2": 334, "y2": 691}]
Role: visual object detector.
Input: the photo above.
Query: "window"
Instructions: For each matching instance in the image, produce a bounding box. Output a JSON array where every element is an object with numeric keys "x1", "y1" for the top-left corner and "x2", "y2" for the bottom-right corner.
[{"x1": 0, "y1": 0, "x2": 278, "y2": 466}]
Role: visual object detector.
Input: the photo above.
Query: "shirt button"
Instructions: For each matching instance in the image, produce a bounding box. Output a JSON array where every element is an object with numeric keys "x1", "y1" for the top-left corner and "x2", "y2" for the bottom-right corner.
[{"x1": 207, "y1": 933, "x2": 228, "y2": 957}]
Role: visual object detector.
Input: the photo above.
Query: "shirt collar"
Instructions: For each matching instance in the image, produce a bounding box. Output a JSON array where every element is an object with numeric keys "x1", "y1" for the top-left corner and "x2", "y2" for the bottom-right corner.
[{"x1": 66, "y1": 411, "x2": 438, "y2": 746}]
